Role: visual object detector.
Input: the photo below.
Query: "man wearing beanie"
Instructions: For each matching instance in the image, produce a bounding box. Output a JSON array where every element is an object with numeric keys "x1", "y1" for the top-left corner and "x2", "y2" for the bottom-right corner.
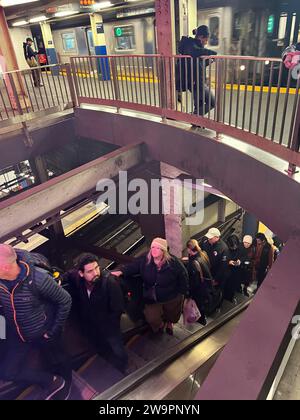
[
  {"x1": 113, "y1": 238, "x2": 189, "y2": 335},
  {"x1": 237, "y1": 235, "x2": 255, "y2": 297}
]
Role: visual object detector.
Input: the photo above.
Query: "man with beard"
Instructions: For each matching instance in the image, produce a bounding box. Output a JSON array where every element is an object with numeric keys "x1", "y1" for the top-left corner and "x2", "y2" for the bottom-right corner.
[{"x1": 67, "y1": 254, "x2": 128, "y2": 374}]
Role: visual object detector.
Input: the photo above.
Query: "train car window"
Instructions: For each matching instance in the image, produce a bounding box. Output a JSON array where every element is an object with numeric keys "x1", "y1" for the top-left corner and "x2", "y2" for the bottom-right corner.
[
  {"x1": 290, "y1": 13, "x2": 297, "y2": 44},
  {"x1": 62, "y1": 32, "x2": 77, "y2": 53},
  {"x1": 114, "y1": 25, "x2": 136, "y2": 51},
  {"x1": 209, "y1": 17, "x2": 219, "y2": 47},
  {"x1": 278, "y1": 13, "x2": 288, "y2": 43}
]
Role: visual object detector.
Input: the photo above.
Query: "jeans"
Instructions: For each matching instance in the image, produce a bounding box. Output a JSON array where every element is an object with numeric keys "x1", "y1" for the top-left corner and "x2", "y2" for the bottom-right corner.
[
  {"x1": 193, "y1": 85, "x2": 216, "y2": 116},
  {"x1": 91, "y1": 331, "x2": 128, "y2": 373},
  {"x1": 0, "y1": 330, "x2": 71, "y2": 389}
]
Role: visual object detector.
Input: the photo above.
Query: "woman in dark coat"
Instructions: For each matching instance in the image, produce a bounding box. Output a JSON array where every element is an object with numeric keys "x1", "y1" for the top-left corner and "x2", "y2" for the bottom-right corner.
[{"x1": 113, "y1": 238, "x2": 189, "y2": 335}]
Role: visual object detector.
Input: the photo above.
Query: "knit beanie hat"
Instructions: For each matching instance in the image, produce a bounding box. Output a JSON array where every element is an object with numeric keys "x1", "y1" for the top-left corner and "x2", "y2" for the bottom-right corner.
[
  {"x1": 243, "y1": 235, "x2": 253, "y2": 245},
  {"x1": 151, "y1": 238, "x2": 168, "y2": 253}
]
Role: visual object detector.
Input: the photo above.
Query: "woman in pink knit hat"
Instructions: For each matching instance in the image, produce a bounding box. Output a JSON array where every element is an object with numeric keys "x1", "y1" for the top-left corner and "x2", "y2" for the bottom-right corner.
[{"x1": 113, "y1": 238, "x2": 189, "y2": 335}]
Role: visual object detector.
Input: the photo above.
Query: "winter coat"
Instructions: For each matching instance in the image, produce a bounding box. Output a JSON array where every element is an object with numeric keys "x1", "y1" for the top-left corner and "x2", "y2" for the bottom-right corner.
[
  {"x1": 123, "y1": 255, "x2": 189, "y2": 304},
  {"x1": 0, "y1": 250, "x2": 71, "y2": 343}
]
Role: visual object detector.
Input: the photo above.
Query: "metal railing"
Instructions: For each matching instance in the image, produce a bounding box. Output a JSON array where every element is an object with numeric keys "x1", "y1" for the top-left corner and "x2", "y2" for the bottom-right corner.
[
  {"x1": 70, "y1": 55, "x2": 162, "y2": 115},
  {"x1": 1, "y1": 54, "x2": 299, "y2": 172},
  {"x1": 0, "y1": 63, "x2": 74, "y2": 126},
  {"x1": 70, "y1": 54, "x2": 300, "y2": 170}
]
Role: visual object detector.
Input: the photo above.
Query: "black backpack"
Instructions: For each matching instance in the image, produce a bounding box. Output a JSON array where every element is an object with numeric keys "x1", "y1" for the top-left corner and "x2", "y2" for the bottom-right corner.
[{"x1": 16, "y1": 250, "x2": 63, "y2": 296}]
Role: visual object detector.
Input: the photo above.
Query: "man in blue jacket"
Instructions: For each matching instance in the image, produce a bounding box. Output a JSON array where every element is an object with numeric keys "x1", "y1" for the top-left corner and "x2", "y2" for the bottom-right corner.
[{"x1": 0, "y1": 244, "x2": 72, "y2": 400}]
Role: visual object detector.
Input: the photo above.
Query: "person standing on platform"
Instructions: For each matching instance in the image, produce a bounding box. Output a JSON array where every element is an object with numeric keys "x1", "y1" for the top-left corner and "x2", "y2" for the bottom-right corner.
[{"x1": 23, "y1": 37, "x2": 43, "y2": 87}]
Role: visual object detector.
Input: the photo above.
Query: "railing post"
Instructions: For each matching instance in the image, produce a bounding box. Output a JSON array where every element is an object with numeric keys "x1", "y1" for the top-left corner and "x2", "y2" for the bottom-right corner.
[
  {"x1": 65, "y1": 63, "x2": 78, "y2": 108},
  {"x1": 7, "y1": 73, "x2": 22, "y2": 115},
  {"x1": 287, "y1": 92, "x2": 300, "y2": 175},
  {"x1": 111, "y1": 56, "x2": 120, "y2": 113},
  {"x1": 158, "y1": 56, "x2": 167, "y2": 122},
  {"x1": 215, "y1": 58, "x2": 224, "y2": 140},
  {"x1": 70, "y1": 58, "x2": 81, "y2": 105}
]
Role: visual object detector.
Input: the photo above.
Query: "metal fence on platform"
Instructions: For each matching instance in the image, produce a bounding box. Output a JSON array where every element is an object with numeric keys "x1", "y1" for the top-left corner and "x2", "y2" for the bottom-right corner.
[
  {"x1": 70, "y1": 54, "x2": 300, "y2": 171},
  {"x1": 0, "y1": 63, "x2": 74, "y2": 126},
  {"x1": 1, "y1": 55, "x2": 299, "y2": 171}
]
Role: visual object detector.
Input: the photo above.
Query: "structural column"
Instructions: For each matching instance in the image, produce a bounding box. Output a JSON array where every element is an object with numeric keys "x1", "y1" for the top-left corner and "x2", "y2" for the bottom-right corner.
[
  {"x1": 0, "y1": 7, "x2": 19, "y2": 72},
  {"x1": 155, "y1": 0, "x2": 175, "y2": 110},
  {"x1": 90, "y1": 13, "x2": 110, "y2": 80},
  {"x1": 138, "y1": 161, "x2": 183, "y2": 257},
  {"x1": 0, "y1": 6, "x2": 26, "y2": 103},
  {"x1": 40, "y1": 22, "x2": 58, "y2": 73}
]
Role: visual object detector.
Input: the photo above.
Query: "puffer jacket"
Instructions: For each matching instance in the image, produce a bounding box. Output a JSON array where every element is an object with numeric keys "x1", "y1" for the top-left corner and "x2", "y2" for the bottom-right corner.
[{"x1": 0, "y1": 250, "x2": 71, "y2": 343}]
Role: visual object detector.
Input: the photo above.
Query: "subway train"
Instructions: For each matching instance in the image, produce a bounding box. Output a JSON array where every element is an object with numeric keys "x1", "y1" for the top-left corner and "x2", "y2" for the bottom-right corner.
[
  {"x1": 52, "y1": 16, "x2": 156, "y2": 64},
  {"x1": 48, "y1": 2, "x2": 298, "y2": 64}
]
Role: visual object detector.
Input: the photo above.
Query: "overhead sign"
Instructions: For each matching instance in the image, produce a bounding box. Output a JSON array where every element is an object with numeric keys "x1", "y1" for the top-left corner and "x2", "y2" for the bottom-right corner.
[
  {"x1": 96, "y1": 23, "x2": 104, "y2": 34},
  {"x1": 116, "y1": 7, "x2": 155, "y2": 18},
  {"x1": 267, "y1": 15, "x2": 275, "y2": 34},
  {"x1": 114, "y1": 26, "x2": 134, "y2": 37}
]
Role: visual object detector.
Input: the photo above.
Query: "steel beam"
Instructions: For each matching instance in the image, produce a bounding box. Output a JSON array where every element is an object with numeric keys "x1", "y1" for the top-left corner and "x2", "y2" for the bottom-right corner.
[{"x1": 0, "y1": 143, "x2": 145, "y2": 242}]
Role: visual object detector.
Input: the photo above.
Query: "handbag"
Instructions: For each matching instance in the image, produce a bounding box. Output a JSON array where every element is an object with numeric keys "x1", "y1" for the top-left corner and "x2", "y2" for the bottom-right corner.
[{"x1": 183, "y1": 298, "x2": 201, "y2": 325}]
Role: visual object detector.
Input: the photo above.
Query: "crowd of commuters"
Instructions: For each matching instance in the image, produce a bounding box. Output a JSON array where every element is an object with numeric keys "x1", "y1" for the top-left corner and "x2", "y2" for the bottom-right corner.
[{"x1": 0, "y1": 229, "x2": 280, "y2": 399}]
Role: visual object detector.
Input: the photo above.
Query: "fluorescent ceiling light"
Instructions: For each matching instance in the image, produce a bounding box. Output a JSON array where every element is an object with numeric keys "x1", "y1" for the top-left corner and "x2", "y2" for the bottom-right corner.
[
  {"x1": 0, "y1": 0, "x2": 39, "y2": 6},
  {"x1": 12, "y1": 20, "x2": 29, "y2": 26},
  {"x1": 54, "y1": 10, "x2": 79, "y2": 18},
  {"x1": 29, "y1": 15, "x2": 48, "y2": 23},
  {"x1": 93, "y1": 1, "x2": 112, "y2": 10}
]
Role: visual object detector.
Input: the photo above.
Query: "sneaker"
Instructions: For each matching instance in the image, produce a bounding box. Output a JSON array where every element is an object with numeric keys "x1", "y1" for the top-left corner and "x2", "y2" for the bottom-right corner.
[
  {"x1": 44, "y1": 376, "x2": 66, "y2": 400},
  {"x1": 243, "y1": 289, "x2": 250, "y2": 297},
  {"x1": 198, "y1": 316, "x2": 207, "y2": 326}
]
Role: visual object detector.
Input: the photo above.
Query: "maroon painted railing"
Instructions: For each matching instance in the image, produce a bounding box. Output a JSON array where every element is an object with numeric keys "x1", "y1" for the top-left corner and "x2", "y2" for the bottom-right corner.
[
  {"x1": 1, "y1": 55, "x2": 299, "y2": 172},
  {"x1": 70, "y1": 54, "x2": 300, "y2": 173}
]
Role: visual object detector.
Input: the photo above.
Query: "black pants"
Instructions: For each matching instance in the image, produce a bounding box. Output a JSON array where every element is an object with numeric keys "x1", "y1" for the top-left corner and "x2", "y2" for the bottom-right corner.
[
  {"x1": 193, "y1": 85, "x2": 216, "y2": 116},
  {"x1": 257, "y1": 269, "x2": 268, "y2": 289},
  {"x1": 192, "y1": 282, "x2": 209, "y2": 317},
  {"x1": 224, "y1": 269, "x2": 240, "y2": 302},
  {"x1": 89, "y1": 330, "x2": 128, "y2": 373},
  {"x1": 0, "y1": 330, "x2": 71, "y2": 389}
]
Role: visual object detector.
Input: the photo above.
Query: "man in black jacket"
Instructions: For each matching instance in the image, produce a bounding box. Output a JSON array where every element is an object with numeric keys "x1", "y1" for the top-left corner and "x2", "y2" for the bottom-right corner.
[
  {"x1": 0, "y1": 244, "x2": 72, "y2": 400},
  {"x1": 67, "y1": 254, "x2": 128, "y2": 374},
  {"x1": 23, "y1": 37, "x2": 43, "y2": 87},
  {"x1": 178, "y1": 25, "x2": 217, "y2": 116},
  {"x1": 200, "y1": 228, "x2": 230, "y2": 291}
]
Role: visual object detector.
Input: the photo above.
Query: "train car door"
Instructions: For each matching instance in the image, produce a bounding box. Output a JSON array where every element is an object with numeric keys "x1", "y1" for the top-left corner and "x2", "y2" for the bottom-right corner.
[{"x1": 197, "y1": 7, "x2": 232, "y2": 55}]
